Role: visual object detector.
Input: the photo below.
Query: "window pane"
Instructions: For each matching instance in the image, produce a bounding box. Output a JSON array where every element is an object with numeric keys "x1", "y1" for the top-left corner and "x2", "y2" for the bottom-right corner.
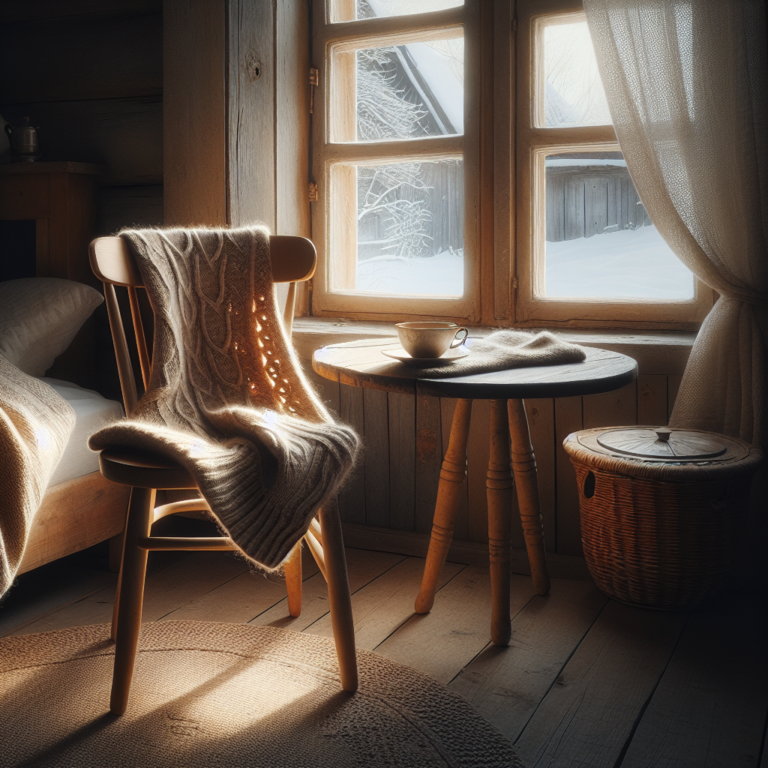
[
  {"x1": 332, "y1": 159, "x2": 464, "y2": 297},
  {"x1": 544, "y1": 152, "x2": 694, "y2": 300},
  {"x1": 332, "y1": 37, "x2": 464, "y2": 142},
  {"x1": 540, "y1": 18, "x2": 612, "y2": 128},
  {"x1": 333, "y1": 0, "x2": 463, "y2": 22}
]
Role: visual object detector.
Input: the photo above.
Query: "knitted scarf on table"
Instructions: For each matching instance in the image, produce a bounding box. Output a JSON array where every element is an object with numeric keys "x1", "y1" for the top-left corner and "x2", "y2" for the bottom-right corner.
[{"x1": 89, "y1": 227, "x2": 359, "y2": 570}]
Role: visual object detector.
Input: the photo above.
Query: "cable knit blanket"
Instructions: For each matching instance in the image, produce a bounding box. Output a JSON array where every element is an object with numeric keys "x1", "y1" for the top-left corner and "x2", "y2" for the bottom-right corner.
[
  {"x1": 89, "y1": 227, "x2": 359, "y2": 570},
  {"x1": 0, "y1": 356, "x2": 75, "y2": 597},
  {"x1": 398, "y1": 330, "x2": 587, "y2": 378}
]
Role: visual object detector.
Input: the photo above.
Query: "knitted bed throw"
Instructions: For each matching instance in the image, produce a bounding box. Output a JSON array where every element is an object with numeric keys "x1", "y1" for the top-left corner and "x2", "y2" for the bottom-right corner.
[
  {"x1": 89, "y1": 227, "x2": 359, "y2": 570},
  {"x1": 0, "y1": 356, "x2": 75, "y2": 596}
]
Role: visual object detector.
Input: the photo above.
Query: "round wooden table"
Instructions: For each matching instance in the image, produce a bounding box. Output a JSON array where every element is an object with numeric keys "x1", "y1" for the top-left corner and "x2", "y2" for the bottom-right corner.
[{"x1": 313, "y1": 338, "x2": 638, "y2": 646}]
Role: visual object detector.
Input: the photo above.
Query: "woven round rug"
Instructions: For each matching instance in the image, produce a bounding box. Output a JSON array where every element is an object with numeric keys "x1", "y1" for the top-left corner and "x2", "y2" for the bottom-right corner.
[{"x1": 0, "y1": 621, "x2": 524, "y2": 767}]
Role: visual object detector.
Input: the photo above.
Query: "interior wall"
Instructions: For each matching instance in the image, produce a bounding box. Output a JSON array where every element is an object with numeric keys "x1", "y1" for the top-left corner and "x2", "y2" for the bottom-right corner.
[
  {"x1": 0, "y1": 0, "x2": 164, "y2": 399},
  {"x1": 164, "y1": 0, "x2": 310, "y2": 239},
  {"x1": 295, "y1": 335, "x2": 690, "y2": 557},
  {"x1": 0, "y1": 0, "x2": 164, "y2": 233}
]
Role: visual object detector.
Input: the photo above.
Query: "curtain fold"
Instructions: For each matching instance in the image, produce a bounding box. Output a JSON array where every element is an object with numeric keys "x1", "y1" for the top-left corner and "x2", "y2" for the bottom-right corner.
[{"x1": 583, "y1": 0, "x2": 768, "y2": 446}]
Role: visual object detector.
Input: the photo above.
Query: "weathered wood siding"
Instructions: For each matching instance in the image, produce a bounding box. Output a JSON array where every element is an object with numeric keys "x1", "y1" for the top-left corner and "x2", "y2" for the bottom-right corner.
[
  {"x1": 299, "y1": 348, "x2": 689, "y2": 558},
  {"x1": 545, "y1": 166, "x2": 652, "y2": 243}
]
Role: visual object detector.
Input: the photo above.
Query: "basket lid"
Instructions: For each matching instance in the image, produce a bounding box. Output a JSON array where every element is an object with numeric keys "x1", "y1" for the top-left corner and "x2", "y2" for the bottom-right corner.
[{"x1": 596, "y1": 427, "x2": 728, "y2": 460}]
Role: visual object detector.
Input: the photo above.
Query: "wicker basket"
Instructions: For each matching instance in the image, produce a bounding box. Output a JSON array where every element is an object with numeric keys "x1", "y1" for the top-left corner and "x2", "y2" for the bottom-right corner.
[{"x1": 563, "y1": 426, "x2": 763, "y2": 609}]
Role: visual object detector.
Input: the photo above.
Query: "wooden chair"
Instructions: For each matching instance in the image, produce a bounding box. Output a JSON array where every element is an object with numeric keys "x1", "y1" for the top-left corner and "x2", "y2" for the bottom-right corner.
[{"x1": 90, "y1": 234, "x2": 357, "y2": 715}]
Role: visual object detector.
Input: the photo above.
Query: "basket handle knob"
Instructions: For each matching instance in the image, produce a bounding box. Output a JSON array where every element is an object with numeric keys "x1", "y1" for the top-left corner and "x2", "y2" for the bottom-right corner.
[{"x1": 655, "y1": 428, "x2": 672, "y2": 442}]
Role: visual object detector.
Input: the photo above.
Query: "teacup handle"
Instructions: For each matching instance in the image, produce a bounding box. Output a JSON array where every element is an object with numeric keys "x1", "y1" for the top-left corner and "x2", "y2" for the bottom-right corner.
[{"x1": 450, "y1": 327, "x2": 469, "y2": 348}]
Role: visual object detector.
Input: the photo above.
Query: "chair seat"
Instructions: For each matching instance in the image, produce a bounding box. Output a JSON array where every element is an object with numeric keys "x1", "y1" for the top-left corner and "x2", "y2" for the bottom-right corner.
[{"x1": 99, "y1": 449, "x2": 196, "y2": 490}]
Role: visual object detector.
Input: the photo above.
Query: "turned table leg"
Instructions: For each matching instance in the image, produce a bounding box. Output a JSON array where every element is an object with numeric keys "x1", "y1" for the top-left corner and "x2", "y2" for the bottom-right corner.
[
  {"x1": 508, "y1": 399, "x2": 551, "y2": 596},
  {"x1": 487, "y1": 399, "x2": 514, "y2": 646},
  {"x1": 415, "y1": 398, "x2": 473, "y2": 614}
]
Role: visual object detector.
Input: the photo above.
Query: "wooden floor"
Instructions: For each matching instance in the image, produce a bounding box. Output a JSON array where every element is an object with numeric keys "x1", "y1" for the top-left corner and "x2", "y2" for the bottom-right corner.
[{"x1": 2, "y1": 522, "x2": 767, "y2": 768}]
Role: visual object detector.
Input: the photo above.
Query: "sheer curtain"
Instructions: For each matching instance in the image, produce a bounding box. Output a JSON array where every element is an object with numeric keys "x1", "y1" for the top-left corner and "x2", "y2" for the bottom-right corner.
[{"x1": 583, "y1": 0, "x2": 768, "y2": 447}]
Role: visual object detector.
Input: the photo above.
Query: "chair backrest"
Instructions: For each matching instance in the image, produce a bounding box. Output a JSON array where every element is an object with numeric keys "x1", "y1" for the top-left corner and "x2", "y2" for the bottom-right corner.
[{"x1": 90, "y1": 234, "x2": 316, "y2": 415}]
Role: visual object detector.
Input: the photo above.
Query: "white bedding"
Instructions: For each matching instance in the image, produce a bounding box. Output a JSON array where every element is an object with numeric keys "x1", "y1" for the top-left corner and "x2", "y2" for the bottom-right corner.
[{"x1": 40, "y1": 378, "x2": 123, "y2": 488}]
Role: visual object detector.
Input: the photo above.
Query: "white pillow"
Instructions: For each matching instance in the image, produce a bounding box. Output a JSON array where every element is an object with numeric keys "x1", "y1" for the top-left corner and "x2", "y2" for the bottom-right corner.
[{"x1": 0, "y1": 278, "x2": 104, "y2": 376}]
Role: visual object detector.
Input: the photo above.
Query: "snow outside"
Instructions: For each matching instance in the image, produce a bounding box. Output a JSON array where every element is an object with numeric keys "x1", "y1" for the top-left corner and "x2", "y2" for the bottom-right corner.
[{"x1": 352, "y1": 5, "x2": 693, "y2": 300}]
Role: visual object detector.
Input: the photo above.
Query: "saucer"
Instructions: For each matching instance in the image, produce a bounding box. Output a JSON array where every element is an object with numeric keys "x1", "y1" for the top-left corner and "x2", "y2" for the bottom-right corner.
[{"x1": 382, "y1": 346, "x2": 470, "y2": 366}]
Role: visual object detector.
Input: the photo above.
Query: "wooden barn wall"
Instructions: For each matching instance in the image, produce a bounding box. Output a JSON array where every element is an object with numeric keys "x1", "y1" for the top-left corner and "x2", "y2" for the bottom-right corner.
[
  {"x1": 545, "y1": 167, "x2": 652, "y2": 243},
  {"x1": 296, "y1": 347, "x2": 687, "y2": 558}
]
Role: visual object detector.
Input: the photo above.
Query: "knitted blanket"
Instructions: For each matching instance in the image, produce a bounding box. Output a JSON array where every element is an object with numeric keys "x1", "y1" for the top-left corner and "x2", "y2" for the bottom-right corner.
[
  {"x1": 376, "y1": 330, "x2": 587, "y2": 379},
  {"x1": 0, "y1": 355, "x2": 75, "y2": 597},
  {"x1": 89, "y1": 227, "x2": 359, "y2": 570},
  {"x1": 409, "y1": 330, "x2": 587, "y2": 378}
]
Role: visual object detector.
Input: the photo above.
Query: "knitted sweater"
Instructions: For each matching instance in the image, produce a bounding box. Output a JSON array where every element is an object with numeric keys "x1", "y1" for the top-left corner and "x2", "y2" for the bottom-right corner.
[{"x1": 89, "y1": 227, "x2": 359, "y2": 569}]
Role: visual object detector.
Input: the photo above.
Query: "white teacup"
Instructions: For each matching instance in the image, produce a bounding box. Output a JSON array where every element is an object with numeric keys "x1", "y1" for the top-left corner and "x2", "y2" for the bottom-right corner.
[{"x1": 396, "y1": 321, "x2": 469, "y2": 359}]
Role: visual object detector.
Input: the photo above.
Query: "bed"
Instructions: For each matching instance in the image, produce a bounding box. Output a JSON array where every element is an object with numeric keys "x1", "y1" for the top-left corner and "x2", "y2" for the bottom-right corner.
[
  {"x1": 0, "y1": 277, "x2": 130, "y2": 583},
  {"x1": 16, "y1": 379, "x2": 129, "y2": 575}
]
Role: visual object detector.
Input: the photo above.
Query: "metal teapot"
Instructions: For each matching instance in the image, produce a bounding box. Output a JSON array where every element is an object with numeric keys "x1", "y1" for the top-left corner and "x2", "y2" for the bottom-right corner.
[{"x1": 4, "y1": 117, "x2": 41, "y2": 162}]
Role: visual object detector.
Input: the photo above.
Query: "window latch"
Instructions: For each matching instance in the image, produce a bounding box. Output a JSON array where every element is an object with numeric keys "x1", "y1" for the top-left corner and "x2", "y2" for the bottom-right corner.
[{"x1": 309, "y1": 182, "x2": 319, "y2": 202}]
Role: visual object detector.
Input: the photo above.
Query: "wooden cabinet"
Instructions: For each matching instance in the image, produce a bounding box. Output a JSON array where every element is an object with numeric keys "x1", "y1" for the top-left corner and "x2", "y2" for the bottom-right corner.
[
  {"x1": 0, "y1": 161, "x2": 104, "y2": 386},
  {"x1": 0, "y1": 161, "x2": 102, "y2": 285}
]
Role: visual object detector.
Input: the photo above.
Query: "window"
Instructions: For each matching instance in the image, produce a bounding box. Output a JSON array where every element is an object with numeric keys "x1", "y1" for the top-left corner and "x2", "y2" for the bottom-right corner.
[
  {"x1": 311, "y1": 0, "x2": 478, "y2": 321},
  {"x1": 515, "y1": 0, "x2": 712, "y2": 327},
  {"x1": 311, "y1": 0, "x2": 711, "y2": 329}
]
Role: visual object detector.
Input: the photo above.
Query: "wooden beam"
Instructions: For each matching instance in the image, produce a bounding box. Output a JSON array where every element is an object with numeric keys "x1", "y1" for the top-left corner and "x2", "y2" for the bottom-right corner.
[{"x1": 163, "y1": 0, "x2": 227, "y2": 225}]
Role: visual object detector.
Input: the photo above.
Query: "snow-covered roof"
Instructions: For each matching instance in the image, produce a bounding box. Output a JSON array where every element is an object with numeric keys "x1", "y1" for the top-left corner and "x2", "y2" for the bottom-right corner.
[
  {"x1": 544, "y1": 81, "x2": 580, "y2": 126},
  {"x1": 399, "y1": 42, "x2": 463, "y2": 135}
]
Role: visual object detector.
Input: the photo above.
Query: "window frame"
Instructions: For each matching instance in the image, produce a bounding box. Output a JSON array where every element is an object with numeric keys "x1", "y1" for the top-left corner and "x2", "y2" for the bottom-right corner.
[
  {"x1": 514, "y1": 0, "x2": 713, "y2": 329},
  {"x1": 310, "y1": 0, "x2": 482, "y2": 322}
]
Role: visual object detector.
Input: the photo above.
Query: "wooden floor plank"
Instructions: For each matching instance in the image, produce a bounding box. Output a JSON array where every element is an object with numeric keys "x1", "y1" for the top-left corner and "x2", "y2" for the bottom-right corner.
[
  {"x1": 16, "y1": 551, "x2": 246, "y2": 635},
  {"x1": 0, "y1": 558, "x2": 116, "y2": 638},
  {"x1": 159, "y1": 547, "x2": 321, "y2": 625},
  {"x1": 449, "y1": 578, "x2": 608, "y2": 742},
  {"x1": 250, "y1": 548, "x2": 405, "y2": 631},
  {"x1": 374, "y1": 565, "x2": 535, "y2": 684},
  {"x1": 620, "y1": 594, "x2": 768, "y2": 768},
  {"x1": 515, "y1": 599, "x2": 687, "y2": 768},
  {"x1": 306, "y1": 555, "x2": 464, "y2": 650}
]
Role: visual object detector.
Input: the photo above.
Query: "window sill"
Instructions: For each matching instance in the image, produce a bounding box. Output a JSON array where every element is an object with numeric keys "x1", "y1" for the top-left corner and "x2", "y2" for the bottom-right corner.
[{"x1": 293, "y1": 316, "x2": 695, "y2": 375}]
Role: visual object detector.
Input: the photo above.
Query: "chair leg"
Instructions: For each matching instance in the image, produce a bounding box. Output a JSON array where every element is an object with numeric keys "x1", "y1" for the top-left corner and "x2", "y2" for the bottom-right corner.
[
  {"x1": 319, "y1": 500, "x2": 358, "y2": 693},
  {"x1": 110, "y1": 492, "x2": 134, "y2": 641},
  {"x1": 110, "y1": 486, "x2": 155, "y2": 715},
  {"x1": 108, "y1": 532, "x2": 124, "y2": 573},
  {"x1": 284, "y1": 542, "x2": 303, "y2": 618}
]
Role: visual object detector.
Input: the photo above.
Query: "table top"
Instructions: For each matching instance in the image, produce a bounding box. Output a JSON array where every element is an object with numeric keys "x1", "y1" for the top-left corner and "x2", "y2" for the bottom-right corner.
[{"x1": 312, "y1": 338, "x2": 638, "y2": 400}]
